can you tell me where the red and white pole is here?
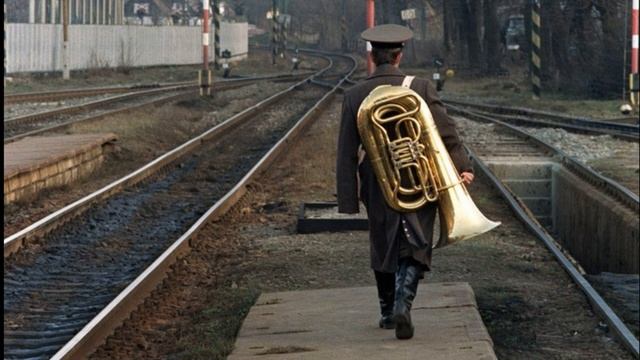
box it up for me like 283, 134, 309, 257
366, 0, 374, 75
631, 0, 639, 107
203, 0, 210, 69
632, 0, 638, 74
200, 0, 211, 95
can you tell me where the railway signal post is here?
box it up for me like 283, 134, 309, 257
199, 0, 212, 96
213, 0, 221, 70
530, 0, 542, 100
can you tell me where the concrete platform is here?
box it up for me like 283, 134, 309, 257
229, 282, 496, 360
4, 133, 117, 204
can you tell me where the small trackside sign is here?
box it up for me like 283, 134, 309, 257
401, 8, 416, 20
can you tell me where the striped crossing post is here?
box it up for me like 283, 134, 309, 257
631, 0, 639, 108
213, 0, 221, 70
530, 0, 541, 99
271, 0, 277, 65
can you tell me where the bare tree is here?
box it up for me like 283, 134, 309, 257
483, 0, 501, 73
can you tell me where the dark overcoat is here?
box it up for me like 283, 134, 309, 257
336, 64, 473, 273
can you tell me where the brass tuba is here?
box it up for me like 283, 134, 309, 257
357, 84, 500, 246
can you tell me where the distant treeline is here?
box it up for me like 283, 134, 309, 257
232, 0, 633, 97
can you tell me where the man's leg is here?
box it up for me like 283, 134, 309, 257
393, 257, 423, 339
374, 270, 396, 329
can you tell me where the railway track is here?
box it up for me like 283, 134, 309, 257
445, 98, 639, 141
3, 72, 314, 143
449, 105, 640, 202
453, 106, 639, 356
3, 50, 356, 360
3, 82, 191, 105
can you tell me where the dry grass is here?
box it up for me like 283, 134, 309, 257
404, 66, 630, 120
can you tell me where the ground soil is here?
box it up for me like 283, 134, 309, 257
3, 80, 295, 237
91, 97, 633, 360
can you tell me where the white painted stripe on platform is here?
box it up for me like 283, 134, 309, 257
633, 35, 639, 49
202, 33, 209, 46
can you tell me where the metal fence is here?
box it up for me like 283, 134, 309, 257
5, 22, 247, 73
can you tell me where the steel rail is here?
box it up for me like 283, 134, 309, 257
3, 72, 314, 133
3, 81, 192, 105
466, 145, 639, 358
4, 92, 192, 144
448, 105, 639, 213
463, 108, 639, 141
49, 51, 356, 360
445, 98, 639, 137
3, 73, 312, 144
4, 85, 191, 126
4, 65, 317, 105
3, 66, 332, 258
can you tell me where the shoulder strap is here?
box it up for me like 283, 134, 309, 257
401, 75, 415, 88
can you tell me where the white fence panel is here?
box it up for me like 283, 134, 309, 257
6, 22, 248, 73
220, 22, 248, 58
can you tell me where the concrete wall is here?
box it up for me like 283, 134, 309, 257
552, 166, 639, 274
6, 22, 248, 73
4, 141, 113, 205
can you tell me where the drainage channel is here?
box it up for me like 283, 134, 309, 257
456, 114, 639, 357
3, 51, 357, 360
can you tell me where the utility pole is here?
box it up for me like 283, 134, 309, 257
63, 0, 70, 79
366, 0, 374, 75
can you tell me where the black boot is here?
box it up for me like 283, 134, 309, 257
374, 271, 396, 329
392, 257, 422, 339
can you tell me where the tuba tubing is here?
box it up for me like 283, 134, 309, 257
357, 85, 500, 246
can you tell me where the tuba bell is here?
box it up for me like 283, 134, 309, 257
356, 84, 500, 246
